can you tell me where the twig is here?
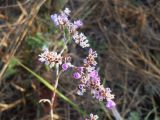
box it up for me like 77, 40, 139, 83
0, 98, 25, 112
0, 0, 31, 10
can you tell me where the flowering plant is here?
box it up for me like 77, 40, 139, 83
38, 7, 118, 120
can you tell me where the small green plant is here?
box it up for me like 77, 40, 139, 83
26, 32, 48, 49
4, 58, 18, 79
128, 111, 140, 120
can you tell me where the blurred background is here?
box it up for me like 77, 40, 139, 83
0, 0, 160, 120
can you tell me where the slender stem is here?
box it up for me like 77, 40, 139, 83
50, 29, 68, 120
111, 107, 123, 120
50, 65, 62, 120
60, 30, 69, 54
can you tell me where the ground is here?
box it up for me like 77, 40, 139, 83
0, 0, 160, 120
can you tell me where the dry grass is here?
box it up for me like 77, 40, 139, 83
0, 0, 160, 119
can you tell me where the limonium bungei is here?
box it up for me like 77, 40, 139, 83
39, 7, 116, 119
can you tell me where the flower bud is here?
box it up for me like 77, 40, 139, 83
62, 63, 69, 71
73, 72, 81, 79
106, 100, 116, 109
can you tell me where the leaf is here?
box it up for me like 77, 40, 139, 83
4, 57, 18, 79
128, 111, 140, 120
26, 32, 48, 49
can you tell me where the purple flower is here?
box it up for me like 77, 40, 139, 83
106, 100, 116, 109
89, 48, 97, 58
89, 70, 98, 78
73, 72, 81, 79
74, 20, 83, 28
85, 113, 99, 120
95, 92, 105, 101
77, 84, 86, 95
64, 8, 71, 16
77, 67, 84, 73
51, 14, 59, 26
106, 88, 111, 93
59, 13, 69, 25
62, 63, 69, 71
86, 66, 95, 72
90, 113, 99, 120
72, 32, 90, 48
90, 78, 100, 87
38, 49, 62, 68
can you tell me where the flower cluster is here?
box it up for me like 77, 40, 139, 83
38, 48, 63, 68
39, 48, 71, 70
72, 48, 115, 109
50, 7, 115, 109
85, 113, 99, 120
51, 8, 89, 48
